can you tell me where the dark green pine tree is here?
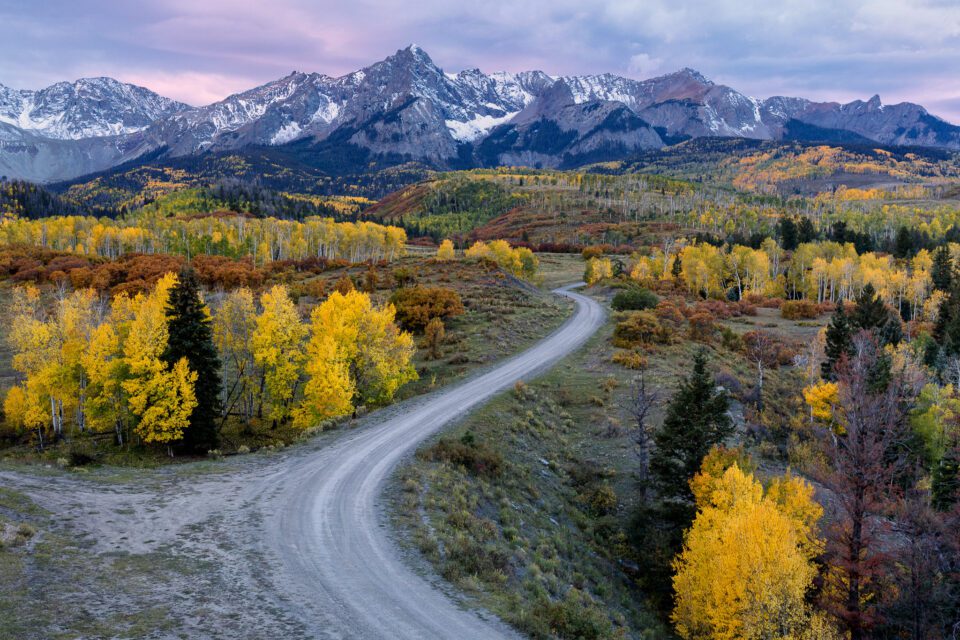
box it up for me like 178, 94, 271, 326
934, 282, 960, 356
893, 226, 913, 258
931, 438, 959, 512
822, 304, 853, 380
671, 253, 683, 279
651, 349, 732, 507
164, 267, 222, 454
779, 216, 799, 251
851, 283, 888, 333
931, 245, 953, 292
797, 217, 817, 244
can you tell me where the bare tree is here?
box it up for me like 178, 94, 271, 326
743, 330, 778, 410
622, 364, 659, 502
817, 332, 922, 640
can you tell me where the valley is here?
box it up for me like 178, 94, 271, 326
0, 31, 959, 640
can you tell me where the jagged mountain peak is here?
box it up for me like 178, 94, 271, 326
2, 46, 959, 184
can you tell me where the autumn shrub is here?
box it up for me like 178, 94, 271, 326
392, 266, 416, 287
581, 246, 605, 260
688, 312, 716, 342
611, 350, 648, 369
654, 299, 687, 328
781, 299, 820, 320
613, 311, 670, 348
688, 299, 733, 320
419, 434, 503, 477
191, 254, 263, 289
423, 316, 445, 359
735, 300, 758, 316
719, 326, 743, 351
390, 286, 465, 331
610, 287, 659, 311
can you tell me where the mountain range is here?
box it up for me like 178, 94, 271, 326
2, 44, 958, 183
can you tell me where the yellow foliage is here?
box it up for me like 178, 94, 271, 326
672, 464, 829, 640
121, 273, 198, 444
294, 289, 417, 429
252, 285, 307, 423
464, 239, 538, 279
436, 239, 456, 261
803, 382, 839, 423
584, 257, 613, 285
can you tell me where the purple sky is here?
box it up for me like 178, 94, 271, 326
2, 0, 959, 122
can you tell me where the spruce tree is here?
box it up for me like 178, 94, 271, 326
164, 267, 222, 453
822, 304, 853, 380
935, 282, 960, 356
931, 438, 959, 511
893, 226, 913, 258
671, 254, 683, 279
931, 245, 953, 292
779, 216, 798, 251
651, 349, 732, 507
797, 217, 817, 243
851, 283, 888, 333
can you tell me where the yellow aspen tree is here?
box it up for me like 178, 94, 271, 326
252, 284, 306, 424
672, 462, 833, 640
293, 331, 354, 429
55, 288, 99, 433
82, 317, 130, 443
213, 287, 258, 424
436, 239, 456, 261
465, 240, 492, 259
295, 290, 416, 429
7, 285, 57, 442
121, 273, 198, 449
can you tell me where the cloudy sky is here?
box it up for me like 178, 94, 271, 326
1, 0, 959, 121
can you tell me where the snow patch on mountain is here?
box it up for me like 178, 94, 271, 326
446, 112, 519, 142
271, 122, 303, 144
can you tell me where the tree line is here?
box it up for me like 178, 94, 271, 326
3, 271, 418, 454
0, 215, 407, 266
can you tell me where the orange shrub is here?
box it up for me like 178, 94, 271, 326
389, 286, 465, 331
780, 300, 820, 320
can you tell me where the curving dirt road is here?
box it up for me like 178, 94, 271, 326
1, 285, 604, 639
261, 284, 605, 639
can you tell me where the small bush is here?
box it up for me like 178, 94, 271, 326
419, 436, 503, 477
390, 286, 465, 331
688, 312, 716, 342
581, 483, 618, 516
610, 287, 659, 311
613, 311, 671, 348
521, 589, 616, 640
781, 299, 820, 320
611, 350, 648, 369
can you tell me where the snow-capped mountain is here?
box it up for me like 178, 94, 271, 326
2, 45, 958, 183
0, 77, 188, 140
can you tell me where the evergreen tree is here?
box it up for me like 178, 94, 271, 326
851, 283, 888, 333
671, 253, 683, 279
931, 437, 959, 511
894, 226, 913, 258
797, 217, 817, 243
779, 216, 799, 251
164, 267, 222, 453
651, 349, 732, 507
931, 245, 953, 292
934, 283, 960, 356
822, 304, 853, 380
